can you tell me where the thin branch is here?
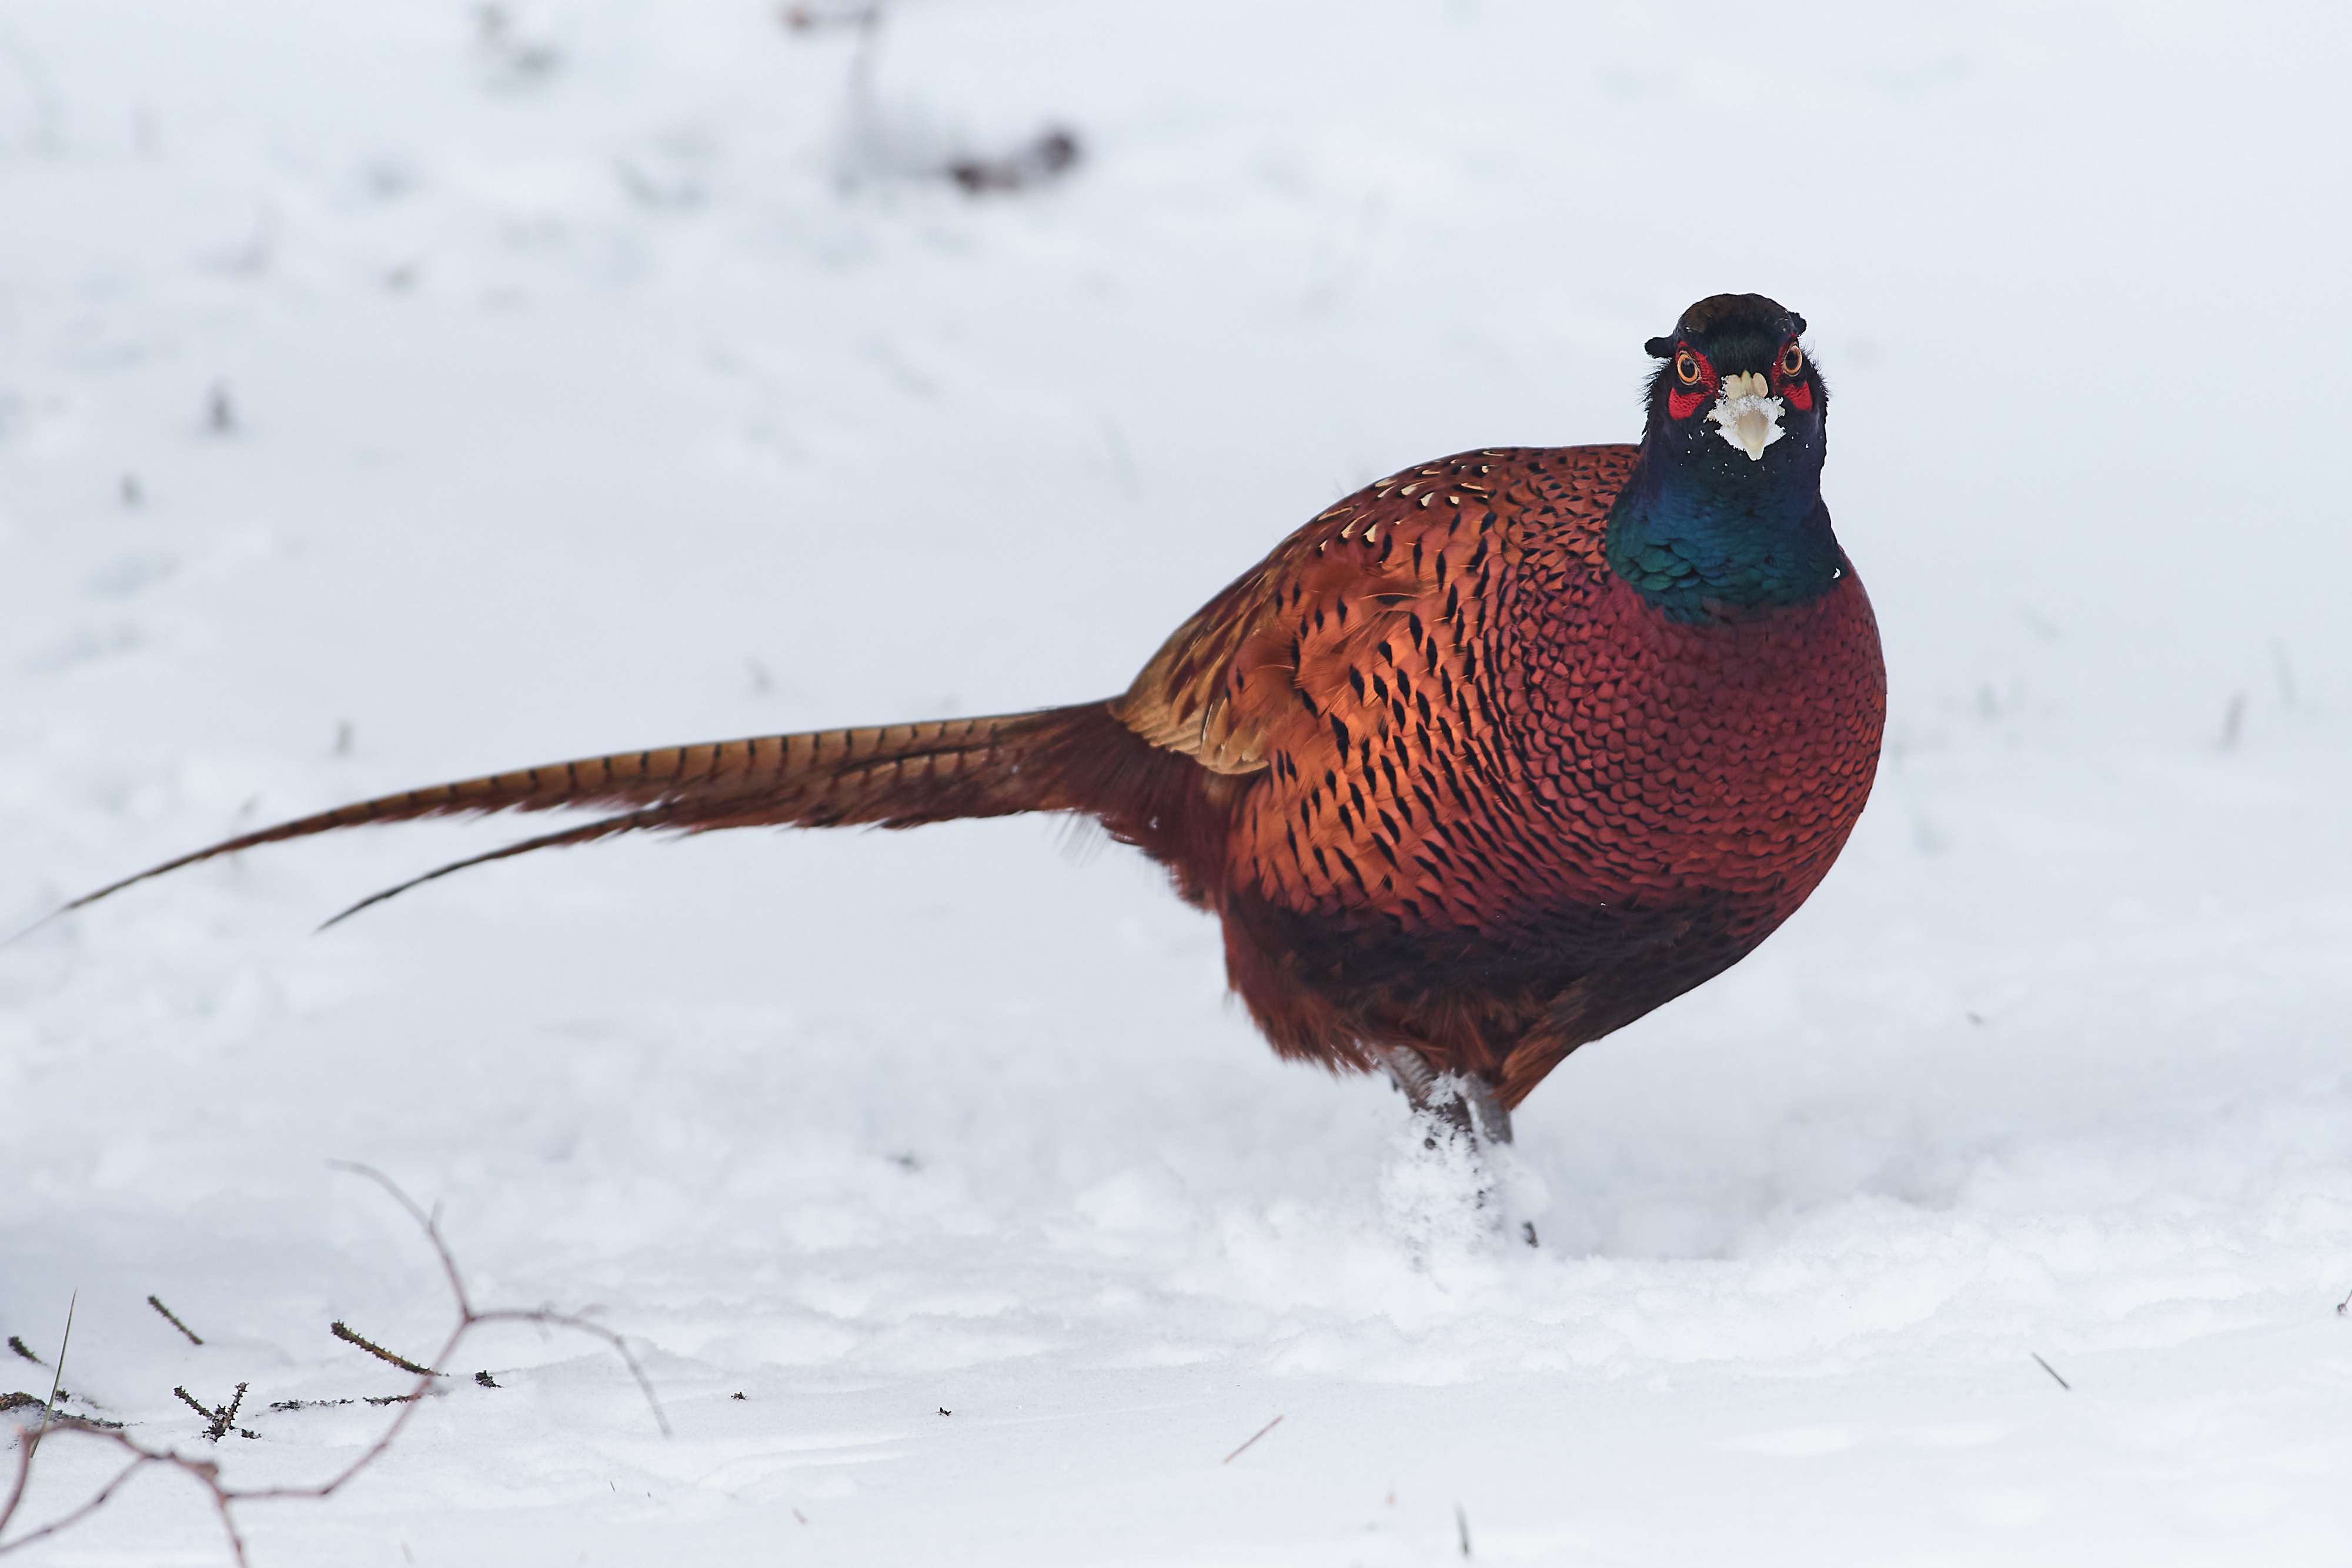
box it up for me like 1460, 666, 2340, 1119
0, 1166, 665, 1563
0, 1448, 161, 1557
327, 1161, 470, 1315
329, 1323, 437, 1379
1221, 1414, 1283, 1465
147, 1296, 204, 1347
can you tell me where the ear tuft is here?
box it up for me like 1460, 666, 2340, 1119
1643, 336, 1676, 359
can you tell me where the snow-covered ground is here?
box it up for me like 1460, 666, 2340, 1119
5, 1, 2351, 1562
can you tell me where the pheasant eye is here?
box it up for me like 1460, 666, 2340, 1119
1673, 350, 1702, 386
1780, 342, 1804, 377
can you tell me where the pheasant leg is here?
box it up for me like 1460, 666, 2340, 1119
1372, 1046, 1538, 1245
1371, 1045, 1513, 1146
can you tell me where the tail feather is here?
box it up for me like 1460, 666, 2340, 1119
315, 808, 669, 930
54, 703, 1132, 923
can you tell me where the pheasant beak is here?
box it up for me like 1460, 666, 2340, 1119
1708, 371, 1785, 462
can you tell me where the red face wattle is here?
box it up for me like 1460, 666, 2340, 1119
1665, 347, 1718, 421
1666, 337, 1812, 420
1771, 337, 1815, 411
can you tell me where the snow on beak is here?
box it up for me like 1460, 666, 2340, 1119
1708, 370, 1784, 462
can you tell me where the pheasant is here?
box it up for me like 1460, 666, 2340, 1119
54, 293, 1885, 1146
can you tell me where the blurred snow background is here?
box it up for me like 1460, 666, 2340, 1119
4, 1, 2351, 1562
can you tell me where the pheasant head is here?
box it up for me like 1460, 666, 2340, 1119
1608, 293, 1846, 619
1641, 292, 1825, 469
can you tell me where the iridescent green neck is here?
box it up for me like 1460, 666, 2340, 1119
1605, 440, 1845, 621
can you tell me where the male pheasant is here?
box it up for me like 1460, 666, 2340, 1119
56, 293, 1885, 1144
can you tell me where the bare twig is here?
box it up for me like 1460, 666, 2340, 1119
0, 1165, 666, 1563
147, 1296, 204, 1346
2, 1343, 36, 1369
2031, 1352, 2070, 1390
1221, 1414, 1283, 1465
173, 1385, 249, 1444
329, 1323, 437, 1379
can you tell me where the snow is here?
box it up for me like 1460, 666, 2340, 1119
4, 1, 2352, 1562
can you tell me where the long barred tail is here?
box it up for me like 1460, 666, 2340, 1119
55, 702, 1138, 927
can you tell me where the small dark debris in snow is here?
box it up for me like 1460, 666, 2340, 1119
2220, 691, 2246, 751
269, 1397, 356, 1412
889, 1152, 921, 1171
792, 1508, 808, 1525
2032, 1352, 2071, 1390
1967, 1011, 1986, 1025
781, 4, 882, 33
148, 1293, 205, 1345
1455, 1502, 1472, 1558
332, 1319, 440, 1377
2334, 1284, 2349, 1316
7, 1335, 43, 1365
475, 1370, 500, 1388
731, 1391, 747, 1400
334, 720, 355, 757
938, 1406, 951, 1416
363, 1392, 430, 1407
1221, 1413, 1283, 1464
8, 1394, 123, 1432
119, 473, 143, 507
206, 383, 236, 434
1521, 1221, 1539, 1248
948, 127, 1081, 196
475, 5, 563, 83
